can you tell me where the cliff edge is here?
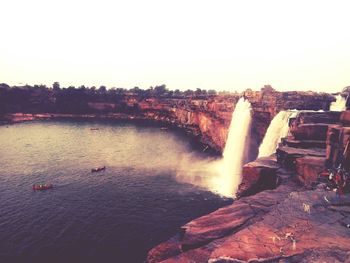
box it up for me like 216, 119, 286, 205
146, 109, 350, 263
0, 86, 334, 157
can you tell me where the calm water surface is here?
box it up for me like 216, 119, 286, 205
0, 121, 231, 263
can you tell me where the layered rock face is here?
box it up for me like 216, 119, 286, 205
3, 89, 334, 156
326, 111, 350, 170
89, 89, 334, 155
236, 108, 350, 199
278, 110, 350, 185
1, 86, 347, 262
243, 89, 334, 152
147, 107, 350, 263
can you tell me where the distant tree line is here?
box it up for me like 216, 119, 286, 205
0, 82, 226, 114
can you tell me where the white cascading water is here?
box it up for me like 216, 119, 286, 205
330, 95, 346, 111
258, 111, 293, 158
214, 98, 252, 197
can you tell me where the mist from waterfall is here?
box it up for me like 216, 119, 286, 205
175, 98, 252, 197
258, 111, 293, 158
330, 95, 346, 111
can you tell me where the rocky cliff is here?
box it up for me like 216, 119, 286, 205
2, 88, 334, 158
128, 89, 333, 156
2, 85, 347, 262
147, 109, 350, 263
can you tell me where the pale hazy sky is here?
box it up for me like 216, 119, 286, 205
1, 0, 349, 92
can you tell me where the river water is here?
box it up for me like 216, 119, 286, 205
0, 120, 231, 263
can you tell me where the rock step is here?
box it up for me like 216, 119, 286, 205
291, 123, 330, 141
295, 111, 341, 124
281, 138, 326, 149
276, 146, 326, 171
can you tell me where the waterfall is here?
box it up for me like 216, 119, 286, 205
330, 95, 346, 111
215, 98, 252, 197
258, 111, 293, 158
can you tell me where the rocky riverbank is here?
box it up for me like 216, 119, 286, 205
2, 85, 349, 262
0, 87, 335, 157
147, 170, 350, 262
146, 110, 350, 262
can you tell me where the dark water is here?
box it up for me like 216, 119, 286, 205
0, 121, 231, 263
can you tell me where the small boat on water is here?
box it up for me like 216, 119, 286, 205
91, 166, 106, 173
90, 128, 99, 130
160, 127, 168, 130
33, 183, 53, 191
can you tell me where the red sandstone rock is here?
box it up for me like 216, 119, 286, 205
147, 109, 349, 263
146, 235, 182, 263
281, 138, 326, 149
3, 90, 335, 154
207, 189, 350, 263
295, 156, 327, 185
147, 179, 299, 263
326, 125, 350, 168
291, 123, 330, 141
237, 157, 280, 197
294, 111, 341, 125
151, 189, 350, 263
276, 146, 326, 170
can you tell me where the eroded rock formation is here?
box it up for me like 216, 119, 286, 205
148, 168, 350, 262
2, 89, 335, 157
146, 108, 350, 263
2, 86, 349, 262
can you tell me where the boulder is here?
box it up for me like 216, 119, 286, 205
295, 156, 327, 186
237, 157, 280, 197
146, 235, 182, 263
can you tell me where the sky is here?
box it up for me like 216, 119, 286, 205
1, 0, 349, 92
